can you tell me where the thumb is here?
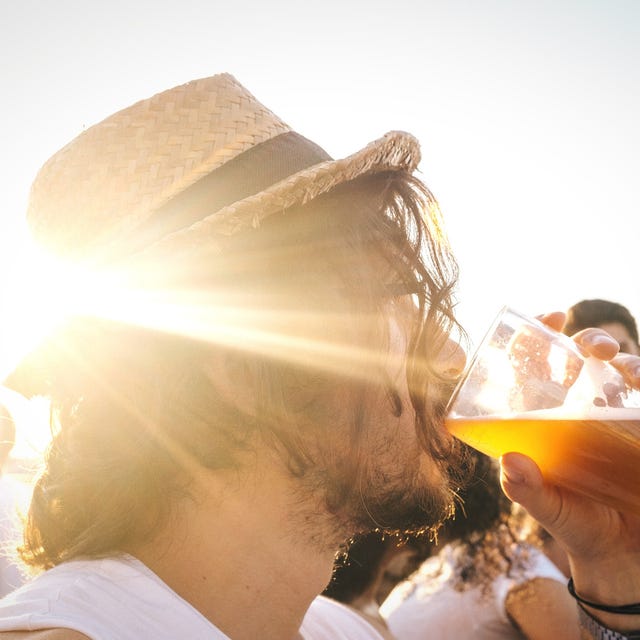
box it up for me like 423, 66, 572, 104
500, 452, 562, 526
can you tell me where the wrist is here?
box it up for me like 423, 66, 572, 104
568, 575, 640, 633
582, 607, 640, 633
570, 556, 640, 605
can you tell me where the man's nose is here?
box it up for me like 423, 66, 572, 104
434, 337, 467, 379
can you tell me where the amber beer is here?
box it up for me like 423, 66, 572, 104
446, 409, 640, 515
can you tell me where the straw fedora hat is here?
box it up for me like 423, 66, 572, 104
27, 73, 421, 263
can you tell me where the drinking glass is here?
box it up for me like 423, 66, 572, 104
446, 306, 640, 514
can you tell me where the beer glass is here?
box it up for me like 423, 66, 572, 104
446, 306, 640, 514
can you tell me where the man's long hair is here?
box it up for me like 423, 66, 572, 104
14, 170, 464, 571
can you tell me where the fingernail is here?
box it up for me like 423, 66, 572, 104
500, 454, 526, 484
585, 333, 617, 347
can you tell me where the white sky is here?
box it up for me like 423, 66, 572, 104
1, 0, 639, 453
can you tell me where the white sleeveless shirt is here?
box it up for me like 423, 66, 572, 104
0, 555, 383, 640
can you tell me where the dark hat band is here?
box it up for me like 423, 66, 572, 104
132, 131, 332, 254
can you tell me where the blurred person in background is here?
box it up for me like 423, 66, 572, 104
563, 299, 639, 356
0, 404, 26, 598
380, 450, 578, 640
322, 527, 434, 638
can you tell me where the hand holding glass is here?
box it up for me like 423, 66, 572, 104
446, 307, 640, 514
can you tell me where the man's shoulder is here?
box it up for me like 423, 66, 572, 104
0, 631, 91, 640
302, 596, 385, 639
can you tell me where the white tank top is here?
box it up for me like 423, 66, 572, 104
0, 555, 383, 640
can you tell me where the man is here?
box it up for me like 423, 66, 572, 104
0, 74, 639, 639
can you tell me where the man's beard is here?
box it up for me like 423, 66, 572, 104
300, 380, 473, 549
314, 428, 468, 546
340, 387, 471, 538
344, 443, 458, 537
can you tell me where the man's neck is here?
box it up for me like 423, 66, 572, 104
128, 457, 344, 640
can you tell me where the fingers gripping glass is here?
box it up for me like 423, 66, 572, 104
445, 307, 640, 514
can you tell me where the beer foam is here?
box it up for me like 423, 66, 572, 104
513, 406, 640, 420
558, 356, 640, 416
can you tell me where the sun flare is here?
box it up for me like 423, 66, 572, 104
0, 241, 407, 393
0, 235, 417, 461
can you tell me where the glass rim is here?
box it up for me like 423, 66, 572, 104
444, 305, 582, 415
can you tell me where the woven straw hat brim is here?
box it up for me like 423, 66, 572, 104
137, 129, 421, 259
25, 73, 421, 263
27, 74, 291, 259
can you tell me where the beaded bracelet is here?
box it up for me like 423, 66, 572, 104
578, 604, 640, 640
568, 578, 640, 615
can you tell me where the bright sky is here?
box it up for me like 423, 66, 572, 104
1, 0, 639, 454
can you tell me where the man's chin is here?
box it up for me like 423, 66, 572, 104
350, 477, 456, 537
